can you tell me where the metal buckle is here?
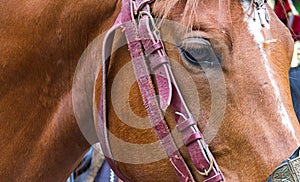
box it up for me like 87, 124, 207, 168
196, 146, 214, 176
253, 0, 266, 8
271, 163, 295, 181
271, 156, 300, 181
290, 156, 300, 181
252, 0, 269, 27
132, 0, 155, 15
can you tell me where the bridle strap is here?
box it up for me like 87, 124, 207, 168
132, 0, 155, 13
170, 83, 224, 182
99, 0, 224, 181
122, 1, 195, 181
99, 24, 132, 182
134, 1, 224, 181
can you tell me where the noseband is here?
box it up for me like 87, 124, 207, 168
98, 0, 224, 181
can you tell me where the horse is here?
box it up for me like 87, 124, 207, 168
1, 0, 299, 181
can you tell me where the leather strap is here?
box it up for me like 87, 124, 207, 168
100, 24, 132, 182
127, 0, 224, 181
144, 41, 163, 56
170, 83, 224, 181
99, 0, 225, 181
122, 1, 195, 181
132, 0, 155, 14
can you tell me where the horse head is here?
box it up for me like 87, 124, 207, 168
91, 0, 300, 181
0, 0, 299, 181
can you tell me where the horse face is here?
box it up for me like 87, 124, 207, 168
100, 0, 300, 181
149, 0, 300, 180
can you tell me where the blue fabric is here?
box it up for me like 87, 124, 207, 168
289, 66, 300, 123
74, 147, 94, 182
67, 147, 118, 182
94, 161, 118, 182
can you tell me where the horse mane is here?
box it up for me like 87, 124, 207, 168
152, 0, 199, 27
152, 0, 256, 30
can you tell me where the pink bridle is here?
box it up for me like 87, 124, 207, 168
98, 0, 224, 181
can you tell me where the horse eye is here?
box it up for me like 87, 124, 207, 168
179, 38, 220, 67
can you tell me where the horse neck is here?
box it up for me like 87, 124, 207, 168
0, 1, 121, 181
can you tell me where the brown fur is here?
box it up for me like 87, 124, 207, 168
0, 0, 299, 181
0, 0, 121, 181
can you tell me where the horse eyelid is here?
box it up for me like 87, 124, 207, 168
180, 48, 199, 65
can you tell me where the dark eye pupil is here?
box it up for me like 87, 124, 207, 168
181, 49, 198, 64
180, 47, 220, 66
180, 38, 220, 66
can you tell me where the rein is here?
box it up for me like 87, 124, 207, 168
98, 0, 224, 181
